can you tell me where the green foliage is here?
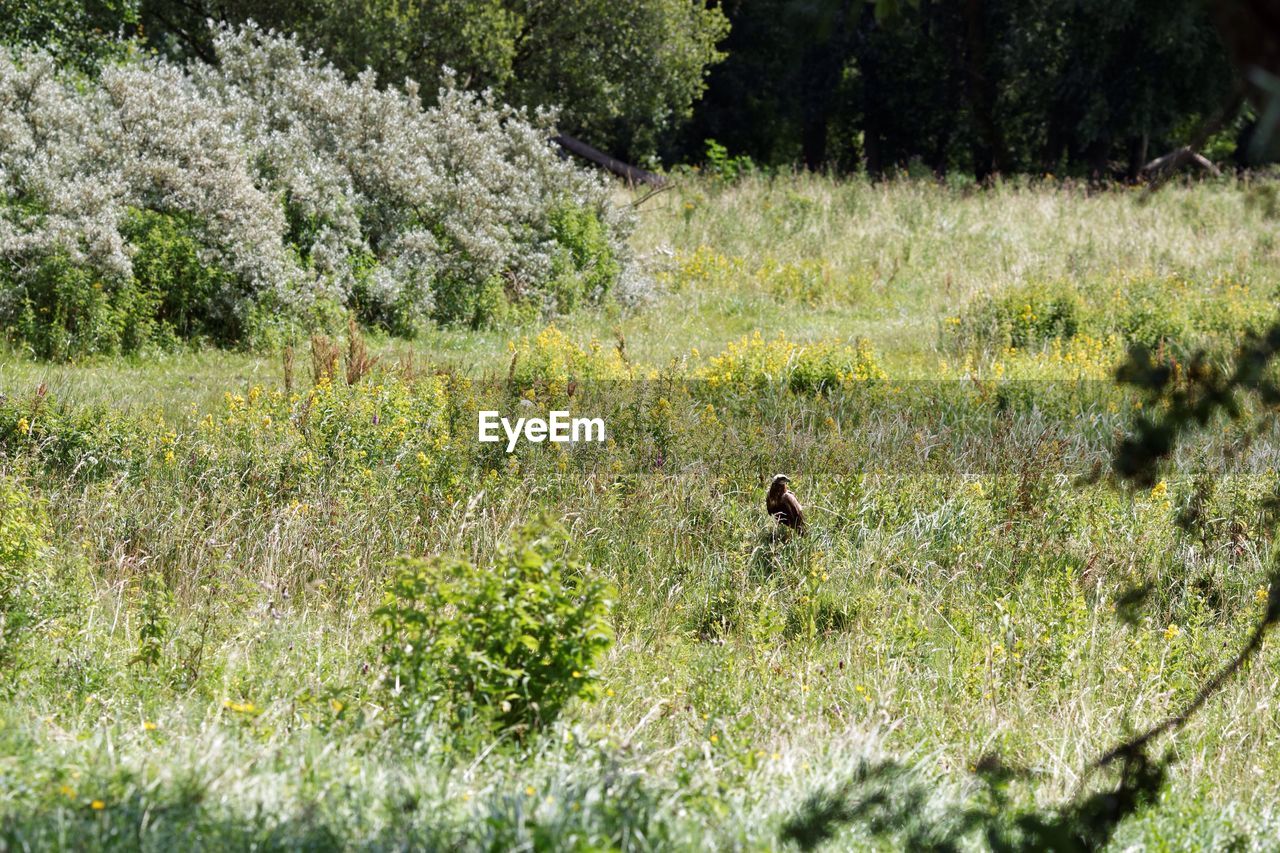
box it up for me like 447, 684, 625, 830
4, 251, 157, 361
681, 0, 1235, 176
431, 271, 527, 330
703, 138, 759, 182
139, 0, 728, 160
702, 331, 886, 393
950, 274, 1275, 358
0, 472, 47, 669
133, 570, 172, 671
0, 393, 155, 479
505, 0, 729, 160
0, 209, 246, 359
0, 180, 1277, 847
0, 0, 140, 72
953, 283, 1083, 352
548, 203, 621, 314
375, 523, 614, 734
122, 209, 241, 346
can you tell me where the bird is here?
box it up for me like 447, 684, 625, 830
766, 474, 805, 533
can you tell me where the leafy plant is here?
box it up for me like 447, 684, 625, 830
132, 570, 172, 671
702, 331, 886, 393
375, 522, 614, 734
548, 203, 621, 314
123, 208, 240, 346
951, 282, 1083, 353
0, 473, 48, 669
703, 138, 759, 182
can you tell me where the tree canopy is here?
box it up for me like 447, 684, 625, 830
677, 0, 1239, 178
0, 0, 1259, 177
137, 0, 728, 162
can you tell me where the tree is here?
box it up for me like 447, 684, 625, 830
138, 0, 728, 160
676, 0, 1236, 178
0, 0, 140, 72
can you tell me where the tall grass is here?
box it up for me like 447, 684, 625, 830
2, 177, 1280, 849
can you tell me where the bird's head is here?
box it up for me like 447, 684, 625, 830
770, 474, 791, 490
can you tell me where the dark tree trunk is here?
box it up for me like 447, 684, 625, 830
799, 0, 857, 170
1126, 133, 1149, 182
960, 0, 1010, 178
800, 105, 830, 171
1087, 137, 1111, 180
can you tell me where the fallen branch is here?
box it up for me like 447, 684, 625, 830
1143, 84, 1245, 191
551, 134, 668, 187
1142, 146, 1222, 178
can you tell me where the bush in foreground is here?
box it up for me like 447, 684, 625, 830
376, 523, 614, 735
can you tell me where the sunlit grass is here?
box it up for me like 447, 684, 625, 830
3, 176, 1280, 848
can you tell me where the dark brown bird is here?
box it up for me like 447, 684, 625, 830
766, 474, 805, 532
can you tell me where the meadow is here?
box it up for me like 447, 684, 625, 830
4, 175, 1280, 850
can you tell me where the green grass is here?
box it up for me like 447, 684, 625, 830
3, 176, 1280, 850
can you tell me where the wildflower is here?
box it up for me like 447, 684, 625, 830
1150, 480, 1168, 501
1163, 624, 1181, 641
1256, 586, 1269, 605
16, 417, 30, 435
143, 721, 157, 731
525, 786, 536, 797
90, 800, 105, 810
59, 785, 76, 798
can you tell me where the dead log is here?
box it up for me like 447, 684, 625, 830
551, 134, 667, 187
1142, 146, 1223, 178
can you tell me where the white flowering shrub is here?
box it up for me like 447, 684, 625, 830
0, 24, 638, 358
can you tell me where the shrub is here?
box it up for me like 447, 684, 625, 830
4, 249, 158, 360
202, 24, 636, 330
506, 325, 633, 389
951, 282, 1083, 353
123, 209, 241, 346
375, 523, 614, 734
303, 371, 450, 468
0, 394, 151, 478
0, 25, 640, 357
702, 331, 887, 393
948, 274, 1275, 358
547, 203, 621, 314
703, 138, 759, 182
0, 473, 48, 669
